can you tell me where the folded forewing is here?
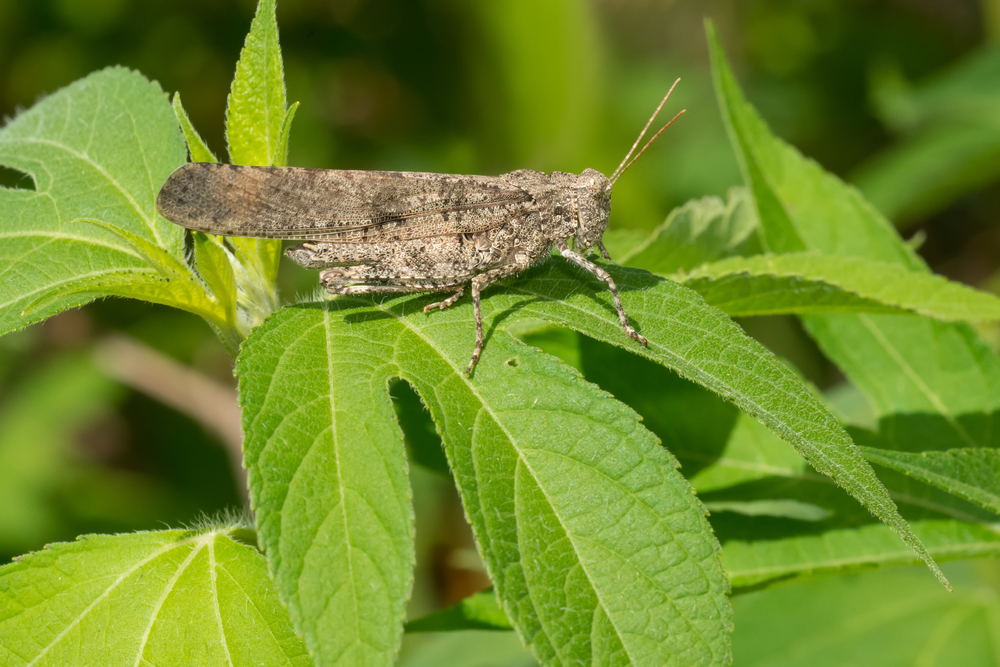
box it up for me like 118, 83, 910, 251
157, 163, 533, 242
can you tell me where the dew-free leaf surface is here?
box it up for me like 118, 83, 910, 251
708, 19, 999, 582
238, 249, 948, 665
0, 67, 193, 335
0, 529, 310, 667
224, 0, 287, 288
678, 252, 1000, 320
612, 187, 760, 275
405, 590, 512, 633
723, 520, 1000, 591
862, 447, 1000, 514
731, 560, 1000, 667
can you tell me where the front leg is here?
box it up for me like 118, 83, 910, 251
557, 241, 648, 347
464, 251, 534, 374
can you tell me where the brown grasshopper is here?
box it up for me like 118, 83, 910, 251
157, 80, 683, 373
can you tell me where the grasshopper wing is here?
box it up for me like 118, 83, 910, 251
156, 163, 533, 242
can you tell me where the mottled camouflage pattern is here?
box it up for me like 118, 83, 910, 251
157, 163, 644, 373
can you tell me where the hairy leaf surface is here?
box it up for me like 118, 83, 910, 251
0, 529, 309, 667
0, 67, 194, 334
238, 252, 951, 665
224, 0, 287, 287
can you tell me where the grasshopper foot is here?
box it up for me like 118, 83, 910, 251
424, 287, 465, 314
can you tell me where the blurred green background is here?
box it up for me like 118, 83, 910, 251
2, 0, 1000, 664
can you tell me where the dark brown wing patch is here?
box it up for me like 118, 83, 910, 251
156, 163, 533, 242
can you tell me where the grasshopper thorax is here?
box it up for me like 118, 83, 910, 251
571, 168, 612, 253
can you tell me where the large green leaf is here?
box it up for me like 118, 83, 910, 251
238, 282, 732, 666
0, 67, 203, 335
238, 251, 953, 665
0, 528, 310, 667
237, 307, 417, 667
678, 252, 1000, 320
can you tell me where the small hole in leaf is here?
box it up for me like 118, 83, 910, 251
0, 166, 35, 190
506, 357, 519, 368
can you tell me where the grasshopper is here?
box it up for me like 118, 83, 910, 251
157, 80, 683, 373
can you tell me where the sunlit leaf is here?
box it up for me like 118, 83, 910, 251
723, 520, 1000, 591
0, 528, 310, 667
708, 19, 949, 587
679, 252, 1000, 320
0, 68, 190, 335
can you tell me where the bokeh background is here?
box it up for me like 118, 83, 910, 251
1, 0, 999, 664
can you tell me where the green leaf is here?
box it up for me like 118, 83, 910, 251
17, 219, 231, 340
224, 0, 289, 290
732, 560, 1000, 666
275, 101, 299, 168
237, 308, 417, 667
239, 249, 955, 664
0, 528, 310, 667
687, 413, 809, 493
804, 314, 1000, 452
707, 19, 1000, 546
0, 67, 188, 335
616, 187, 761, 274
705, 499, 832, 522
723, 520, 1000, 591
226, 0, 288, 167
399, 632, 535, 667
192, 231, 238, 328
238, 268, 737, 666
707, 22, 922, 270
861, 447, 1000, 514
20, 271, 226, 328
678, 252, 1000, 320
172, 92, 218, 163
405, 590, 512, 633
72, 217, 193, 278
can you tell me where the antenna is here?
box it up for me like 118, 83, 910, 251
609, 78, 685, 186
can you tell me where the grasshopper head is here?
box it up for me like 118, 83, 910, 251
572, 168, 612, 253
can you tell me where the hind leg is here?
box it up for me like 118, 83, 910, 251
423, 288, 464, 313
